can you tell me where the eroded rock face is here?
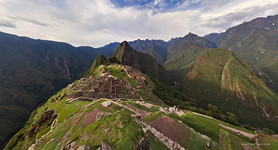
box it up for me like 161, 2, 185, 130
101, 101, 112, 107
102, 141, 112, 150
27, 144, 37, 150
134, 132, 151, 150
27, 110, 57, 138
96, 112, 108, 120
77, 145, 90, 150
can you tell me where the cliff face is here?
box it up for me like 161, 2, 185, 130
113, 41, 172, 85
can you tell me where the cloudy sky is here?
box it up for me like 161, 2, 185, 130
0, 0, 278, 47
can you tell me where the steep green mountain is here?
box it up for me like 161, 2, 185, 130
163, 33, 216, 82
0, 31, 99, 148
113, 41, 172, 85
129, 39, 169, 64
184, 49, 278, 132
5, 60, 197, 150
213, 15, 278, 93
8, 60, 272, 150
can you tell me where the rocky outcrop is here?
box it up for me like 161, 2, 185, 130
134, 131, 151, 150
77, 145, 90, 150
102, 141, 112, 150
27, 110, 57, 138
113, 41, 172, 85
96, 112, 109, 120
101, 101, 112, 107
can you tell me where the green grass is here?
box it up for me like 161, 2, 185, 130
42, 140, 60, 150
84, 100, 122, 114
257, 132, 278, 150
128, 79, 139, 87
183, 49, 278, 133
149, 133, 169, 150
143, 111, 165, 123
219, 129, 232, 150
138, 91, 149, 100
219, 121, 254, 134
37, 126, 51, 139
58, 104, 80, 123
123, 87, 127, 95
37, 117, 74, 150
180, 112, 221, 142
117, 101, 127, 105
47, 102, 67, 113
70, 110, 144, 150
107, 65, 129, 79
127, 100, 159, 113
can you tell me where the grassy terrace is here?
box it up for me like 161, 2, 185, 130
127, 100, 159, 113
143, 111, 217, 150
107, 65, 139, 87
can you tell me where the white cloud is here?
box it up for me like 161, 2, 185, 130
0, 0, 277, 47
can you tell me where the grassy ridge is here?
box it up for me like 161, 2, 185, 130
183, 49, 278, 132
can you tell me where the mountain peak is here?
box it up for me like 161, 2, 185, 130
119, 40, 130, 48
113, 41, 134, 62
186, 32, 198, 37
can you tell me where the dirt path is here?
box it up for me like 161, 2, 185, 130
219, 124, 255, 139
192, 112, 213, 119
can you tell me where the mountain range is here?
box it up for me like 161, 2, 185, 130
1, 14, 278, 149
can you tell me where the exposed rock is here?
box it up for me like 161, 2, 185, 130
201, 134, 211, 140
28, 144, 37, 150
173, 141, 178, 149
134, 132, 150, 150
150, 127, 157, 133
96, 112, 107, 120
38, 110, 55, 126
207, 142, 211, 148
102, 141, 112, 150
77, 145, 90, 150
154, 131, 160, 139
27, 110, 57, 138
101, 101, 112, 107
71, 141, 76, 148
142, 127, 148, 133
177, 143, 181, 149
105, 127, 111, 134
167, 139, 174, 147
131, 114, 141, 119
160, 133, 164, 138
180, 147, 185, 150
169, 107, 174, 113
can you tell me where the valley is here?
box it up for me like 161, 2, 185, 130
1, 13, 278, 150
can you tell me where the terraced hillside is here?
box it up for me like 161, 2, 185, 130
213, 15, 278, 93
184, 49, 278, 132
7, 62, 276, 150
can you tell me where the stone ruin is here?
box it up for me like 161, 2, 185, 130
67, 65, 149, 100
